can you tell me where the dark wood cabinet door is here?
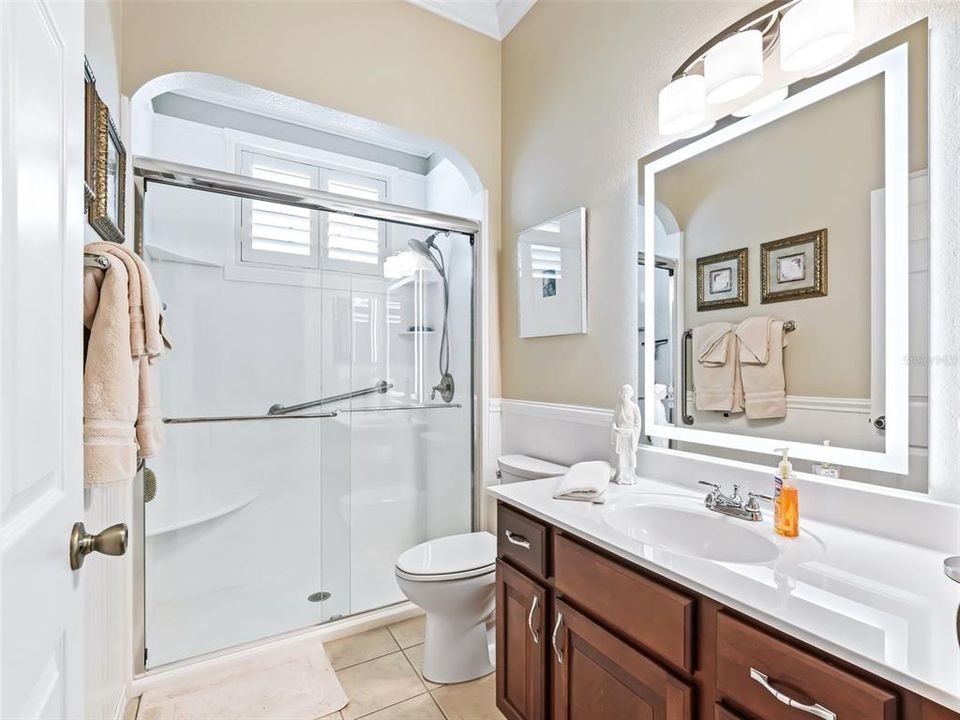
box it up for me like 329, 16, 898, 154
552, 600, 692, 720
497, 560, 548, 720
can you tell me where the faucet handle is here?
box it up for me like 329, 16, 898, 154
746, 491, 773, 512
698, 481, 720, 490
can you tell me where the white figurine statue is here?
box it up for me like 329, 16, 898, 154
611, 384, 642, 485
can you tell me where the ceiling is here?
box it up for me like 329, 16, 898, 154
405, 0, 537, 40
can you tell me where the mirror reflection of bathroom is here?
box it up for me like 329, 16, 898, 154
637, 251, 676, 444
134, 77, 481, 667
640, 23, 929, 491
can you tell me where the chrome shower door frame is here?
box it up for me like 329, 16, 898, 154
131, 156, 484, 676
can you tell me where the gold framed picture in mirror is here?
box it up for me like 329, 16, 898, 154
761, 229, 827, 304
83, 58, 97, 209
88, 97, 126, 244
696, 247, 747, 311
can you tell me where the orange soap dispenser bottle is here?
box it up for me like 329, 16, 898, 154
773, 447, 799, 538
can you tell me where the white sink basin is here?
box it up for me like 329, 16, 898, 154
603, 501, 780, 564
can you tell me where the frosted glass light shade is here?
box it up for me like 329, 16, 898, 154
705, 30, 764, 104
732, 87, 789, 118
658, 74, 706, 136
781, 0, 855, 73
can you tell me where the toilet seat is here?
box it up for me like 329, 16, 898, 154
395, 531, 495, 583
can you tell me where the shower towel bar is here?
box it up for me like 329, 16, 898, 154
679, 320, 796, 426
163, 411, 340, 425
267, 380, 393, 416
343, 403, 463, 413
84, 252, 111, 269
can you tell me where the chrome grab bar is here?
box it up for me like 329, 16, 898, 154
749, 668, 836, 720
340, 403, 462, 413
681, 329, 694, 425
527, 595, 540, 644
267, 381, 392, 416
163, 411, 339, 424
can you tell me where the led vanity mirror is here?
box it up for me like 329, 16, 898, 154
639, 22, 929, 490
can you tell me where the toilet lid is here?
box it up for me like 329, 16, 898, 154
396, 532, 496, 577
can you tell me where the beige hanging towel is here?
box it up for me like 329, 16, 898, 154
737, 316, 788, 419
83, 258, 139, 486
84, 243, 171, 485
692, 322, 743, 412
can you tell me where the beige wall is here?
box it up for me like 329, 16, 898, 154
121, 0, 503, 395
658, 75, 884, 399
501, 1, 960, 501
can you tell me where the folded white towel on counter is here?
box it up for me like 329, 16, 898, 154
553, 461, 613, 503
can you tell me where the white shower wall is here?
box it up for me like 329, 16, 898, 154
140, 112, 475, 666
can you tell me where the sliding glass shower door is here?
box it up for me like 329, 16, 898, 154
141, 181, 473, 667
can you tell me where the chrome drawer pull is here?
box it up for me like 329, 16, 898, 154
552, 612, 564, 665
505, 530, 531, 549
527, 595, 540, 644
750, 668, 836, 720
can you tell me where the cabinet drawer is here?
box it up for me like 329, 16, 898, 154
716, 612, 897, 720
553, 533, 695, 673
497, 503, 549, 580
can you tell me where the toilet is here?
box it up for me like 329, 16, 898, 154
395, 454, 568, 685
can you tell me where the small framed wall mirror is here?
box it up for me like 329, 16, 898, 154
638, 20, 929, 491
517, 207, 587, 338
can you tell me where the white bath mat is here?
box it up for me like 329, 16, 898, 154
138, 641, 347, 720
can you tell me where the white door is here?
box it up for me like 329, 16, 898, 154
0, 0, 85, 717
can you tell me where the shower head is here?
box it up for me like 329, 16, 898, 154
407, 238, 434, 259
407, 230, 442, 258
407, 232, 446, 277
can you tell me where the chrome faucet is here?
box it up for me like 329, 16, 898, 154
698, 481, 771, 522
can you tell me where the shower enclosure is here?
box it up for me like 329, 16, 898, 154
134, 158, 479, 668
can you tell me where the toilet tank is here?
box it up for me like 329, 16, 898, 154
497, 454, 568, 484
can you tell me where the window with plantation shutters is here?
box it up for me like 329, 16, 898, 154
238, 149, 388, 274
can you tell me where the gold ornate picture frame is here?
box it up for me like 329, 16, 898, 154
696, 247, 748, 311
83, 58, 97, 209
88, 97, 126, 244
761, 229, 827, 304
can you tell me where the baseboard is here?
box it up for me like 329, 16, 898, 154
129, 602, 422, 695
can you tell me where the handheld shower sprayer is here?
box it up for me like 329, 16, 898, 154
407, 231, 454, 403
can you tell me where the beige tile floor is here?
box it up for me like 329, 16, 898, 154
132, 615, 504, 720
321, 615, 505, 720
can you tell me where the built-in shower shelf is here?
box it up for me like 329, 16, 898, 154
145, 489, 259, 538
387, 274, 439, 292
145, 244, 221, 268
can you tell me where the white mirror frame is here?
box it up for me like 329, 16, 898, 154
643, 43, 909, 475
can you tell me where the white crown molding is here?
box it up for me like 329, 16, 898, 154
405, 0, 536, 41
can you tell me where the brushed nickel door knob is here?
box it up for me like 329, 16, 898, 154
69, 522, 128, 570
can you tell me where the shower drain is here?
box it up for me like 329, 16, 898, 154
307, 591, 331, 603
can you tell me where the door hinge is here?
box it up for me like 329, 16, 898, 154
144, 647, 149, 664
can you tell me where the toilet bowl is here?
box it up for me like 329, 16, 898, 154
395, 532, 496, 684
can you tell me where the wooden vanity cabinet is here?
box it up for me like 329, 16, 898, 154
494, 501, 960, 720
551, 599, 693, 720
496, 560, 548, 720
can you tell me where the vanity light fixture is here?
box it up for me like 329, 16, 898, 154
657, 0, 856, 135
705, 30, 764, 104
658, 74, 707, 136
780, 0, 856, 73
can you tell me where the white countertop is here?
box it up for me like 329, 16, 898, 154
488, 476, 960, 712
